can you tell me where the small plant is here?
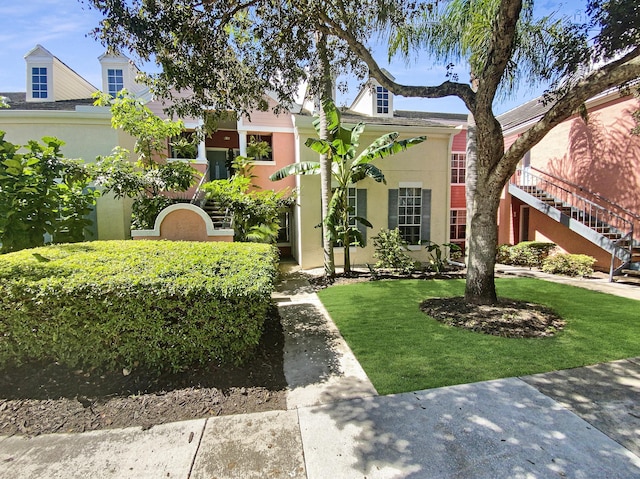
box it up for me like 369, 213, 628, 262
372, 228, 415, 274
425, 241, 462, 273
202, 176, 294, 243
170, 136, 198, 159
246, 136, 272, 160
0, 132, 98, 252
542, 253, 596, 277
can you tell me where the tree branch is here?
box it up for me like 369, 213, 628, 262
476, 0, 523, 114
317, 10, 476, 112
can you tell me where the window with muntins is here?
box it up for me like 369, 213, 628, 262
376, 86, 389, 114
31, 67, 47, 99
398, 187, 422, 244
451, 153, 466, 184
108, 69, 124, 97
347, 187, 357, 227
450, 209, 466, 245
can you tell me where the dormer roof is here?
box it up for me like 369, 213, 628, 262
350, 70, 396, 118
98, 49, 146, 96
24, 44, 97, 103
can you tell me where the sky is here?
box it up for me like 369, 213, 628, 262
0, 0, 588, 115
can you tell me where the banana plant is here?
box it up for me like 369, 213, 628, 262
270, 100, 425, 273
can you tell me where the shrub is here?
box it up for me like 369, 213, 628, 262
496, 244, 513, 264
372, 228, 415, 274
0, 241, 278, 373
542, 253, 596, 277
508, 241, 556, 267
0, 132, 98, 253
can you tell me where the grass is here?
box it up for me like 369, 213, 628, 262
317, 278, 640, 395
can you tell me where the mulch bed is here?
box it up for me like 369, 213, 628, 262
0, 308, 287, 436
420, 297, 565, 338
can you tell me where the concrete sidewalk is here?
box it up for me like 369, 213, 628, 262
1, 269, 639, 478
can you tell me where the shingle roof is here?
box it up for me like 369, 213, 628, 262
497, 96, 552, 132
299, 108, 465, 129
0, 92, 95, 111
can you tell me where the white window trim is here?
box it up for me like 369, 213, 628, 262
399, 181, 422, 188
29, 65, 51, 101
451, 152, 467, 185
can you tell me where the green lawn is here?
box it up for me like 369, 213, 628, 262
317, 278, 640, 395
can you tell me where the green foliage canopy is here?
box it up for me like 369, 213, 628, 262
93, 91, 199, 229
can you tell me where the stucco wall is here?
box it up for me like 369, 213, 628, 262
252, 132, 297, 191
500, 94, 640, 257
295, 122, 454, 269
530, 95, 640, 217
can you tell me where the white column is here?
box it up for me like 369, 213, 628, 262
238, 130, 248, 157
197, 139, 206, 161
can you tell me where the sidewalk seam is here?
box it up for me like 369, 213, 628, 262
186, 417, 208, 479
294, 407, 309, 479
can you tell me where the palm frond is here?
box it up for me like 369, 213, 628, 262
354, 136, 427, 166
305, 138, 332, 156
353, 216, 373, 228
269, 161, 320, 181
351, 163, 386, 183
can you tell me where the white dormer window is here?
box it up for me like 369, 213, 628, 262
376, 86, 389, 114
107, 69, 124, 97
31, 67, 48, 99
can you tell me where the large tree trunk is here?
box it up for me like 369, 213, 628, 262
464, 112, 502, 304
464, 186, 501, 304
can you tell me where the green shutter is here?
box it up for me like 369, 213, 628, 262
84, 187, 98, 240
388, 189, 398, 229
356, 189, 367, 246
421, 189, 432, 242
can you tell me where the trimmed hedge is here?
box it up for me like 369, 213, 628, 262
0, 241, 279, 373
542, 253, 596, 277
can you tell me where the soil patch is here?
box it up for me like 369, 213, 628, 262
307, 269, 466, 290
421, 297, 565, 338
0, 309, 286, 436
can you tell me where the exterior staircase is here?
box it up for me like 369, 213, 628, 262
201, 199, 233, 229
189, 165, 233, 230
509, 167, 640, 283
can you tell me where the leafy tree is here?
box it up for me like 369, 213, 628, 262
88, 0, 640, 303
0, 132, 98, 253
93, 91, 199, 229
270, 99, 425, 273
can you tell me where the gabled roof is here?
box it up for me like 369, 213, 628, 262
0, 92, 95, 111
23, 44, 99, 98
24, 44, 55, 60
